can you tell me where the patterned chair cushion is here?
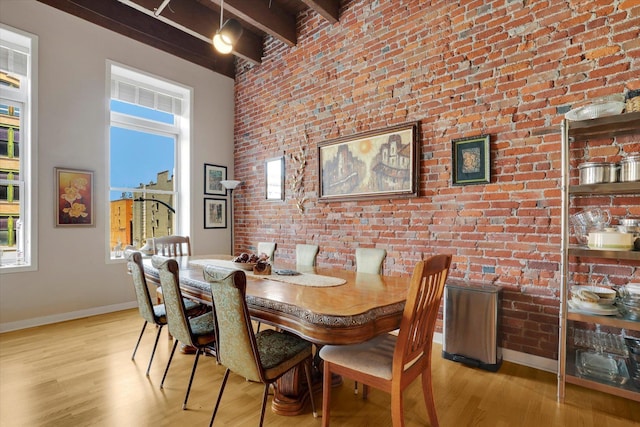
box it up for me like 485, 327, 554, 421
152, 298, 200, 324
189, 312, 216, 346
257, 329, 312, 380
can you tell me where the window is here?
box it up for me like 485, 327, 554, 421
108, 63, 191, 260
0, 25, 36, 270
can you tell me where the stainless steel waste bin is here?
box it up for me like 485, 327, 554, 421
442, 281, 502, 371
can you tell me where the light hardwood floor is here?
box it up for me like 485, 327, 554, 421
1, 309, 638, 427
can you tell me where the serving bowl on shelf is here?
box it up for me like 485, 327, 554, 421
587, 230, 635, 251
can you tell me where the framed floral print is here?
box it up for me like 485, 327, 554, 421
55, 167, 94, 227
452, 134, 491, 186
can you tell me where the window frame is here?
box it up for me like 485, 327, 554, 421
106, 62, 191, 263
0, 24, 37, 272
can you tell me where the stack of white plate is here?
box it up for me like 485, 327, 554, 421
569, 286, 619, 315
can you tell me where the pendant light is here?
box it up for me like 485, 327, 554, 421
213, 0, 243, 54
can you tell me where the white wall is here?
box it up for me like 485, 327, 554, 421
0, 0, 235, 331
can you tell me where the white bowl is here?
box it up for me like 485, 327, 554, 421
588, 231, 634, 251
565, 101, 625, 121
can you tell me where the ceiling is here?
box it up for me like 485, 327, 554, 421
37, 0, 341, 78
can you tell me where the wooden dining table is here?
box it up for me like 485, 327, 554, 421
142, 254, 412, 415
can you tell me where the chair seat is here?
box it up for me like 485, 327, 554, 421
152, 298, 201, 323
256, 329, 312, 380
320, 333, 396, 380
189, 312, 216, 346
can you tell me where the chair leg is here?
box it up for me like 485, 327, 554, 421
182, 348, 202, 409
132, 321, 148, 360
160, 339, 179, 389
354, 381, 358, 394
209, 368, 230, 427
259, 383, 269, 427
303, 359, 317, 418
421, 371, 439, 427
145, 325, 163, 376
321, 361, 332, 427
390, 388, 404, 427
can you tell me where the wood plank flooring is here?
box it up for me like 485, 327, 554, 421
1, 309, 639, 426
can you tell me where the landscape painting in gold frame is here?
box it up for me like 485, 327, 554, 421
318, 122, 419, 201
55, 167, 94, 227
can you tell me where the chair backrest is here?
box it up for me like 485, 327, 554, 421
393, 254, 452, 377
203, 265, 264, 383
355, 248, 387, 274
152, 235, 191, 257
151, 255, 195, 346
296, 244, 319, 267
257, 242, 277, 262
125, 249, 156, 324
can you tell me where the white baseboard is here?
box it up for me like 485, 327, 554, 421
0, 301, 137, 333
433, 332, 557, 374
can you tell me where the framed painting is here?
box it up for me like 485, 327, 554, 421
204, 198, 227, 229
318, 121, 419, 201
265, 156, 285, 200
55, 167, 94, 227
204, 164, 227, 195
451, 134, 490, 186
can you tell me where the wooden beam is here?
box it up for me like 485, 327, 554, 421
218, 0, 297, 47
36, 0, 236, 77
302, 0, 340, 24
129, 0, 263, 64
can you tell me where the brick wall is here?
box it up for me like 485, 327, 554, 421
233, 0, 640, 360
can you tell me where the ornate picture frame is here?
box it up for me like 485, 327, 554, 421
318, 121, 420, 201
55, 167, 94, 227
204, 198, 227, 229
451, 134, 491, 186
204, 163, 227, 195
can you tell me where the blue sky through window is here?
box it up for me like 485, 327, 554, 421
110, 100, 175, 200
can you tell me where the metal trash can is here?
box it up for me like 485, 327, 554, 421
442, 281, 502, 371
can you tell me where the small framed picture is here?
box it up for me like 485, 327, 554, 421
204, 164, 227, 195
452, 135, 491, 186
55, 167, 94, 227
204, 198, 227, 229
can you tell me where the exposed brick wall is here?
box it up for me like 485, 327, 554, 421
233, 0, 640, 360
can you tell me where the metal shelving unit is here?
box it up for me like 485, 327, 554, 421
557, 111, 640, 403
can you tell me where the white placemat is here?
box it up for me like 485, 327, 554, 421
189, 259, 346, 287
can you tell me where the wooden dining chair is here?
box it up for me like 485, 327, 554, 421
355, 247, 387, 274
152, 235, 191, 257
352, 246, 387, 394
257, 242, 277, 262
203, 265, 317, 427
152, 255, 217, 410
125, 249, 202, 376
319, 254, 452, 427
296, 243, 319, 267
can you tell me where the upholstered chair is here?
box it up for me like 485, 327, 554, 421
125, 249, 201, 376
152, 255, 216, 410
296, 243, 319, 267
355, 247, 387, 274
203, 265, 317, 427
320, 254, 452, 427
257, 242, 277, 262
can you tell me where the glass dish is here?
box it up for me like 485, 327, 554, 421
576, 350, 629, 385
565, 101, 625, 121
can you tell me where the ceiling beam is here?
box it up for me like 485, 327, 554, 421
302, 0, 340, 24
36, 0, 236, 77
210, 0, 297, 47
128, 0, 263, 64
